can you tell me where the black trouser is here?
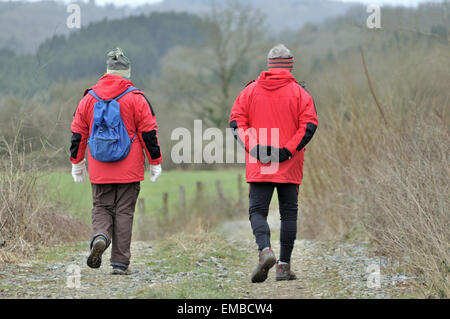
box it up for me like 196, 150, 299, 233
249, 182, 299, 264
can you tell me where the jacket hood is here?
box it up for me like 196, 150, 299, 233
256, 69, 297, 91
90, 74, 134, 100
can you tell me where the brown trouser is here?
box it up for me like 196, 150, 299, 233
91, 182, 140, 267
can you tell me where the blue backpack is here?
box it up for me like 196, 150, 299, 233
88, 86, 138, 162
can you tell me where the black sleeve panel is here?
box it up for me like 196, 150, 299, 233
230, 120, 247, 151
70, 132, 82, 159
245, 80, 255, 87
142, 94, 155, 116
296, 123, 317, 151
83, 88, 92, 96
230, 120, 238, 140
142, 130, 161, 159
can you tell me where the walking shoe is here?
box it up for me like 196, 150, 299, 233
111, 265, 133, 275
251, 248, 276, 283
87, 236, 106, 269
275, 263, 297, 281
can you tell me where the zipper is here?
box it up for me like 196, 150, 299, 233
94, 137, 118, 142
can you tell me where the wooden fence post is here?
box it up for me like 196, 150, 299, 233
162, 193, 169, 225
196, 181, 203, 201
237, 173, 243, 206
179, 185, 186, 213
216, 180, 225, 202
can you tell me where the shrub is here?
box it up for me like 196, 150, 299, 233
0, 122, 89, 263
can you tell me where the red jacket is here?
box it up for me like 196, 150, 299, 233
70, 74, 163, 184
229, 69, 318, 184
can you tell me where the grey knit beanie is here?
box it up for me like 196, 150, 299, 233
106, 47, 131, 78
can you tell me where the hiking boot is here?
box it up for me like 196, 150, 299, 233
251, 248, 276, 283
111, 265, 133, 275
275, 263, 297, 281
87, 236, 106, 269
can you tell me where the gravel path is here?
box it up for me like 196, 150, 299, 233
0, 212, 419, 299
219, 212, 420, 299
0, 242, 200, 299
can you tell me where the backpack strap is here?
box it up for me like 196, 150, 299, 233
130, 132, 137, 143
113, 86, 139, 142
113, 86, 138, 101
88, 89, 103, 102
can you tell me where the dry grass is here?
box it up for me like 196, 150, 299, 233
298, 41, 449, 297
360, 123, 449, 298
0, 125, 89, 263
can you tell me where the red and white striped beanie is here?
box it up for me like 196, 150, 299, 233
267, 44, 294, 69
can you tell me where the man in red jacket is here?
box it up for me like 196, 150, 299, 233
70, 48, 163, 275
230, 44, 318, 283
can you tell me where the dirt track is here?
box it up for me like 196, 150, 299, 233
0, 212, 419, 299
220, 213, 419, 299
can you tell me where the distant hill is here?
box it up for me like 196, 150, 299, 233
0, 0, 356, 54
0, 11, 209, 96
0, 1, 132, 54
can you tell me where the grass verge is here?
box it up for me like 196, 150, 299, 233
134, 231, 247, 299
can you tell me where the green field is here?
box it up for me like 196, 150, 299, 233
43, 169, 246, 223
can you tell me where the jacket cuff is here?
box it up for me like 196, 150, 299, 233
70, 157, 85, 165
149, 156, 163, 166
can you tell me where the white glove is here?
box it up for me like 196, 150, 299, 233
149, 164, 162, 183
72, 159, 86, 183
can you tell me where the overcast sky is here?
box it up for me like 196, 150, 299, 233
1, 0, 445, 7
337, 0, 443, 5
84, 0, 444, 6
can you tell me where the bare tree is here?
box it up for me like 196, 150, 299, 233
157, 1, 266, 128
203, 0, 265, 126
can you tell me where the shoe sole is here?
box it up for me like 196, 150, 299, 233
251, 255, 276, 283
87, 240, 106, 269
275, 276, 297, 281
111, 268, 136, 275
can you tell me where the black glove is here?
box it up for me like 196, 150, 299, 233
271, 147, 293, 163
249, 145, 272, 164
249, 145, 292, 164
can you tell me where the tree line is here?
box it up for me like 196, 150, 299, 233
0, 12, 209, 97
